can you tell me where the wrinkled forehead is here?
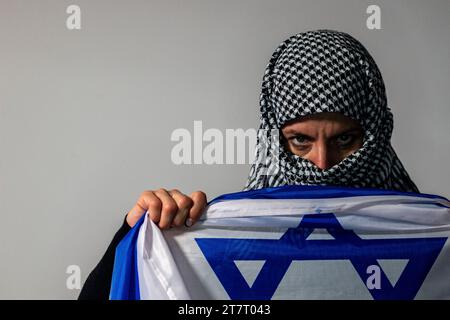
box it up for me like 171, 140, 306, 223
280, 111, 363, 131
270, 31, 373, 129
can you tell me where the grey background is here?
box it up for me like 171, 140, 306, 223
0, 0, 448, 299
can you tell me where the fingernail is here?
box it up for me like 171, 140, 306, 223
185, 218, 193, 227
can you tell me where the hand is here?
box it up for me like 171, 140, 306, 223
125, 189, 207, 229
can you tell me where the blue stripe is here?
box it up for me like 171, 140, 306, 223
208, 185, 449, 206
109, 214, 146, 300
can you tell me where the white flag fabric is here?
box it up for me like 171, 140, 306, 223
110, 185, 450, 300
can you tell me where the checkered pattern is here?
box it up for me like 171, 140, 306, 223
245, 30, 419, 193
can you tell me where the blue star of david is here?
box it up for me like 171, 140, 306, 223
195, 213, 447, 300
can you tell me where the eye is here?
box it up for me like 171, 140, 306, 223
336, 134, 354, 146
289, 135, 310, 147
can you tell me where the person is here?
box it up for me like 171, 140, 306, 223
78, 29, 419, 299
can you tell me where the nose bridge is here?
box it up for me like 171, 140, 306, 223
313, 140, 330, 170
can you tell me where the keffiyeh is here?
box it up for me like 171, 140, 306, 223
245, 29, 419, 193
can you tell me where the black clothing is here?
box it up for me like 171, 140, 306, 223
78, 217, 131, 300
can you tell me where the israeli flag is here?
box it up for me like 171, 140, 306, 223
110, 185, 450, 300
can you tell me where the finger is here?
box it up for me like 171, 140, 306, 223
186, 191, 207, 227
126, 203, 146, 228
127, 191, 161, 227
169, 189, 194, 227
154, 188, 179, 230
139, 191, 162, 224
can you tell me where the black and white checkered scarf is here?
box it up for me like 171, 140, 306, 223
244, 30, 419, 193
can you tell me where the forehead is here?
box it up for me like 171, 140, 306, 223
281, 112, 362, 133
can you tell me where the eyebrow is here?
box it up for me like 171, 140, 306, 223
284, 128, 363, 140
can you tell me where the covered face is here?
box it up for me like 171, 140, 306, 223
280, 112, 365, 170
245, 29, 419, 193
